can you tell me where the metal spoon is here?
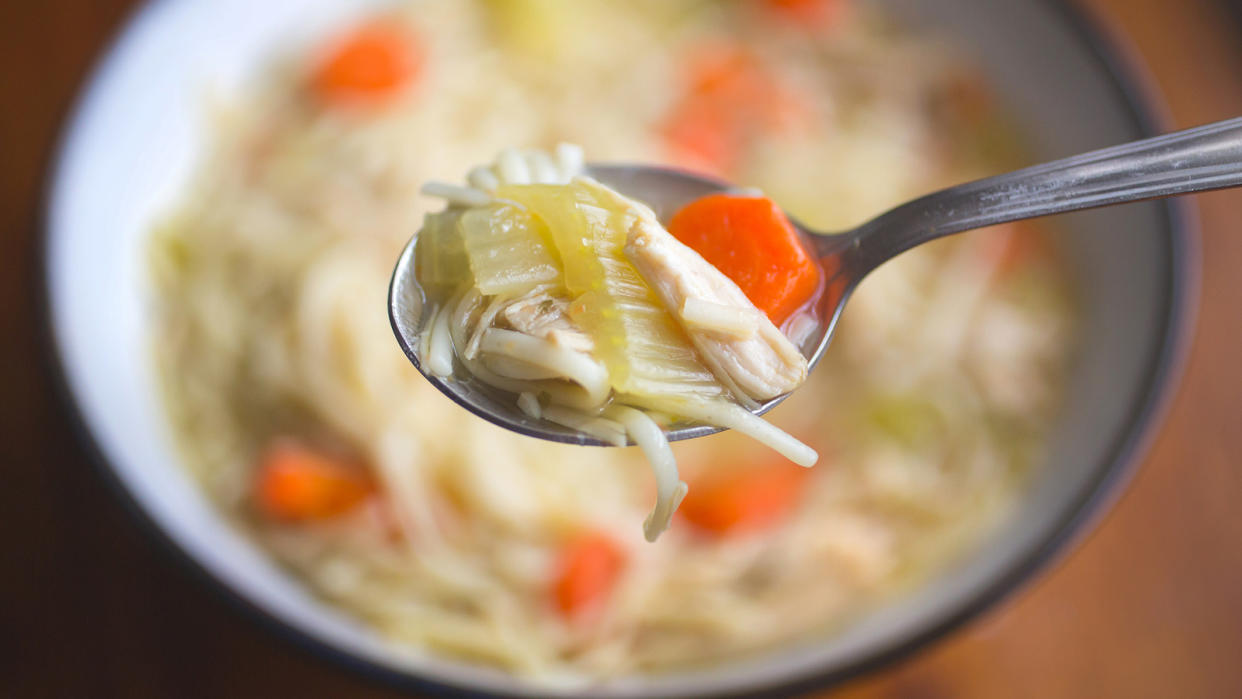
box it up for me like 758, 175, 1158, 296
391, 116, 1242, 446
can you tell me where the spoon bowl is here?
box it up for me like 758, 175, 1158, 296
391, 117, 1242, 446
388, 164, 809, 446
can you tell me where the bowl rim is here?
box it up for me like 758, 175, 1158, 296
37, 0, 1200, 697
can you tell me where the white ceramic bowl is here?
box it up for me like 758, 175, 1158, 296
44, 0, 1197, 696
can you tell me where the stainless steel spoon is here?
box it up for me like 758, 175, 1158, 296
391, 116, 1242, 446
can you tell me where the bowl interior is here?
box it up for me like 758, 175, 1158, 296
46, 0, 1187, 696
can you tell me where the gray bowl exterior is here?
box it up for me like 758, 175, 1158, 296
43, 0, 1196, 697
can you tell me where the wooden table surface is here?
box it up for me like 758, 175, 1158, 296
3, 1, 1239, 697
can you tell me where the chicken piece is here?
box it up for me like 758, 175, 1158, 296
500, 289, 595, 354
625, 217, 808, 403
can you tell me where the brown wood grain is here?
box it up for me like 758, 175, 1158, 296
1, 1, 1239, 697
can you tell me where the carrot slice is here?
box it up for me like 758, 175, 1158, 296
312, 22, 421, 105
662, 46, 761, 174
668, 194, 821, 326
763, 0, 847, 29
663, 100, 739, 176
995, 222, 1053, 277
551, 532, 626, 619
679, 459, 811, 535
685, 43, 768, 99
254, 439, 373, 521
662, 44, 804, 175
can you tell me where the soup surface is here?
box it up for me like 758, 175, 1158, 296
151, 0, 1074, 683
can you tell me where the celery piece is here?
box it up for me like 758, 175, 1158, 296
500, 180, 725, 402
415, 211, 469, 289
460, 204, 562, 297
481, 0, 573, 60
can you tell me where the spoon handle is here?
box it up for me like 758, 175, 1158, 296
846, 116, 1242, 268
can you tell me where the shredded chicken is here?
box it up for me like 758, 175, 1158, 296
499, 289, 595, 354
625, 218, 808, 403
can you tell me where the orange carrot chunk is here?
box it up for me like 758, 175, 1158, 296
668, 194, 821, 326
764, 0, 847, 29
992, 222, 1053, 277
551, 532, 626, 619
662, 44, 799, 175
679, 459, 810, 535
312, 22, 421, 105
255, 439, 374, 521
663, 100, 739, 176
